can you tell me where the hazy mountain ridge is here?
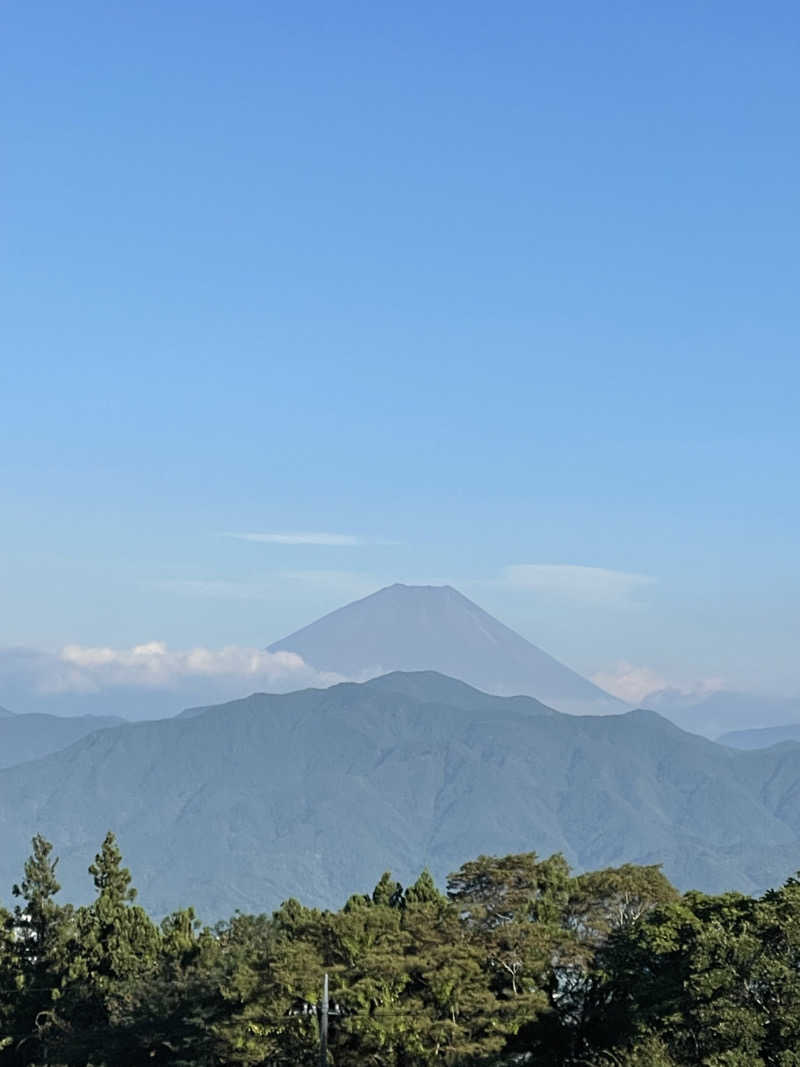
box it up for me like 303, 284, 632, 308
269, 583, 623, 715
0, 710, 122, 769
1, 672, 800, 918
719, 725, 800, 750
643, 687, 800, 738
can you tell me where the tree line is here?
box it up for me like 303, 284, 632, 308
1, 832, 799, 1065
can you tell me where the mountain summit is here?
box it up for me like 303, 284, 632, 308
269, 583, 621, 714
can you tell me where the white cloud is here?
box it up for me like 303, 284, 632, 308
591, 662, 669, 703
55, 642, 343, 693
226, 532, 368, 546
591, 661, 726, 705
501, 564, 656, 604
0, 642, 344, 702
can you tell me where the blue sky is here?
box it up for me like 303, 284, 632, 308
2, 0, 799, 701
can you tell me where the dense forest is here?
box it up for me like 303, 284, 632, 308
2, 833, 800, 1066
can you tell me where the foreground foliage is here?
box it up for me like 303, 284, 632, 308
0, 834, 798, 1064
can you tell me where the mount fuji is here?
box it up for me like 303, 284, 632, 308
269, 583, 622, 715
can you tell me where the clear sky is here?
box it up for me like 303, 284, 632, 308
2, 0, 799, 701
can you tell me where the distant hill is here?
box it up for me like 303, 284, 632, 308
0, 712, 122, 769
0, 706, 14, 718
2, 671, 800, 918
269, 583, 622, 715
719, 724, 800, 750
642, 688, 800, 737
0, 680, 237, 722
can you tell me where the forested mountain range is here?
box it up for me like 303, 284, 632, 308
3, 671, 800, 918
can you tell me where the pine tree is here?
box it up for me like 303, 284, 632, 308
81, 831, 158, 985
404, 869, 446, 907
63, 832, 160, 1062
5, 835, 75, 1066
372, 872, 404, 909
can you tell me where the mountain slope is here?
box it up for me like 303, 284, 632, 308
1, 672, 800, 918
269, 584, 621, 714
0, 711, 122, 769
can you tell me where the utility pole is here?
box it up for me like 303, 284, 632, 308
319, 972, 329, 1067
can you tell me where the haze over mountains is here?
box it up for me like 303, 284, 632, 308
5, 585, 794, 738
3, 670, 800, 918
270, 583, 623, 715
2, 584, 799, 919
642, 688, 800, 741
720, 724, 800, 750
0, 709, 121, 769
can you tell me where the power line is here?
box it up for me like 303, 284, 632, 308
319, 972, 328, 1067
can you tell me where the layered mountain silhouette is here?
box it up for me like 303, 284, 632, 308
720, 723, 800, 750
2, 671, 800, 918
0, 710, 121, 769
643, 687, 800, 738
270, 583, 622, 715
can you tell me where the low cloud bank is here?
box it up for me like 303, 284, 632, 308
0, 643, 344, 719
56, 642, 341, 692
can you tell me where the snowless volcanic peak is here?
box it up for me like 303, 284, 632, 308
269, 583, 621, 715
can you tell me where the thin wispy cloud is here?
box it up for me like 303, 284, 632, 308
156, 580, 275, 601
156, 571, 378, 600
501, 564, 656, 605
225, 531, 398, 547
